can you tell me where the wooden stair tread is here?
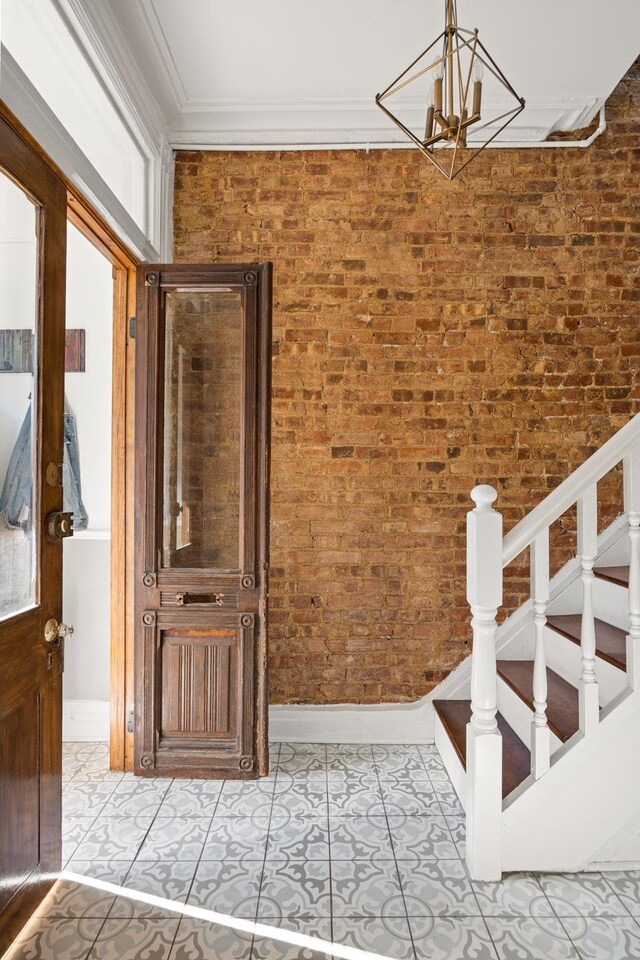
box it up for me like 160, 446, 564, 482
594, 565, 630, 587
433, 699, 531, 799
497, 660, 579, 743
546, 614, 627, 671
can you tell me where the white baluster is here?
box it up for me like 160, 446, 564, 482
530, 528, 550, 778
466, 484, 503, 881
624, 444, 640, 689
578, 484, 599, 734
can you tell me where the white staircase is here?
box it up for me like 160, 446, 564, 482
432, 412, 640, 880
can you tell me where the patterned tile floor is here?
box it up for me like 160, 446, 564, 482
6, 741, 640, 959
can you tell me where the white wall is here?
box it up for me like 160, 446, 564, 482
63, 222, 113, 708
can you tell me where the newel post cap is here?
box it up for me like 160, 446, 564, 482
471, 485, 498, 510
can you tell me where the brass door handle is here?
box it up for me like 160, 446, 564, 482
175, 592, 224, 606
44, 618, 74, 644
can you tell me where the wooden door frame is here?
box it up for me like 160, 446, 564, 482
66, 197, 137, 771
0, 100, 139, 772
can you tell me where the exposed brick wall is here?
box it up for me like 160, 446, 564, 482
172, 64, 640, 705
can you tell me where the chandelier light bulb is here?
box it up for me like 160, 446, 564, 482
431, 57, 445, 81
473, 58, 485, 83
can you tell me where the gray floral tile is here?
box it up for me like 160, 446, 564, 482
373, 745, 428, 780
36, 863, 131, 919
62, 817, 99, 863
108, 860, 199, 919
258, 860, 331, 919
431, 781, 464, 817
472, 873, 554, 918
380, 781, 442, 818
203, 817, 269, 860
539, 873, 631, 918
188, 859, 263, 918
332, 916, 414, 959
277, 751, 327, 776
267, 817, 329, 861
388, 815, 458, 861
561, 915, 640, 959
327, 778, 384, 818
65, 860, 134, 882
420, 757, 452, 783
252, 917, 332, 960
73, 817, 154, 861
397, 859, 481, 917
445, 815, 466, 843
486, 917, 579, 959
137, 818, 210, 861
70, 754, 124, 784
63, 783, 118, 817
603, 872, 640, 916
87, 918, 180, 959
158, 780, 223, 818
216, 781, 275, 818
64, 742, 102, 760
170, 917, 252, 960
326, 745, 375, 775
331, 859, 405, 918
329, 816, 394, 861
4, 918, 101, 960
270, 778, 328, 818
410, 916, 498, 960
100, 781, 171, 818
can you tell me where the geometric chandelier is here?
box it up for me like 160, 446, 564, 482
375, 0, 525, 180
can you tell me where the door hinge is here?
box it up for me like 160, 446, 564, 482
127, 710, 134, 734
129, 316, 136, 339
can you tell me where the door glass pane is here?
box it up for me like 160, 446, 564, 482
162, 289, 243, 569
0, 171, 39, 620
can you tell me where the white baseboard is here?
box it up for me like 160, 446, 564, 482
63, 700, 110, 742
268, 701, 434, 744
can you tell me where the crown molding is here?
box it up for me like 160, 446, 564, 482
169, 96, 602, 149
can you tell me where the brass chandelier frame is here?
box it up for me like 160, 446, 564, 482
375, 0, 525, 180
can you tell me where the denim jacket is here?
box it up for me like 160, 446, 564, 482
0, 400, 89, 531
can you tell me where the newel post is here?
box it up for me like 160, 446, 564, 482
466, 484, 503, 881
624, 443, 640, 689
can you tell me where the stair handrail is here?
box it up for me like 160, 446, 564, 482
465, 410, 640, 882
503, 412, 640, 566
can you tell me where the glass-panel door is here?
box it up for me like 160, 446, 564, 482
134, 264, 272, 780
0, 114, 67, 951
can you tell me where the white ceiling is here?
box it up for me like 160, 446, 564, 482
95, 0, 640, 146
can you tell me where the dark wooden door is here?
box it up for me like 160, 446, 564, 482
0, 117, 67, 951
134, 264, 272, 778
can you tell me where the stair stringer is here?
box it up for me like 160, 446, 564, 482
501, 687, 640, 872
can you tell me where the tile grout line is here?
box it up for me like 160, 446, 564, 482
85, 767, 176, 955
250, 742, 282, 960
164, 771, 234, 957
375, 745, 422, 960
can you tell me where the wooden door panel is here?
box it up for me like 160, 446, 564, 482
160, 628, 238, 739
135, 264, 271, 779
0, 697, 40, 913
0, 116, 66, 950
